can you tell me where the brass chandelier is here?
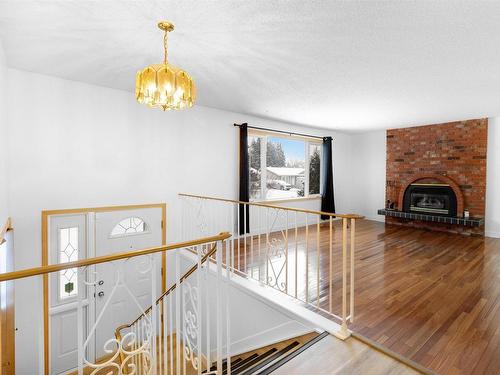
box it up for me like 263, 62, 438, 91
136, 21, 196, 111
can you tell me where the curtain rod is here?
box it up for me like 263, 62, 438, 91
233, 123, 325, 140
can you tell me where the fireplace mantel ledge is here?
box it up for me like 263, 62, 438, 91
378, 209, 484, 227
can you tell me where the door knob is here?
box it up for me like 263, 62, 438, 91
98, 280, 104, 286
98, 291, 105, 297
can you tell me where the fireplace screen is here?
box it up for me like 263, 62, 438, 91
410, 192, 449, 214
403, 183, 457, 217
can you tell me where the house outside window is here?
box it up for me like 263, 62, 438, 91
248, 132, 322, 201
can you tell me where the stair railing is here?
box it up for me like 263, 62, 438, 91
179, 193, 363, 339
0, 231, 231, 375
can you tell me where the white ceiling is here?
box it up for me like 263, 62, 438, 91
1, 1, 500, 132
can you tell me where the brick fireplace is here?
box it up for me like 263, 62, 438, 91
380, 118, 488, 235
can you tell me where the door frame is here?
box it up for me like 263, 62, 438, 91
41, 203, 166, 375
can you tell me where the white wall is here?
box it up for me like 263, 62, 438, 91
0, 38, 8, 225
486, 118, 500, 237
350, 131, 386, 221
5, 68, 353, 374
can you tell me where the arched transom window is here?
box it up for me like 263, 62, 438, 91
110, 217, 148, 237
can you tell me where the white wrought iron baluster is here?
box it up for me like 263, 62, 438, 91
136, 321, 140, 372
250, 206, 254, 279
285, 211, 289, 295
294, 211, 298, 299
225, 238, 232, 375
329, 217, 333, 314
181, 196, 185, 241
266, 207, 270, 286
230, 202, 235, 273
258, 206, 262, 282
197, 245, 203, 375
76, 266, 84, 375
237, 204, 240, 272
317, 215, 321, 308
342, 218, 348, 335
350, 218, 355, 322
305, 214, 309, 303
216, 240, 223, 374
175, 249, 181, 375
205, 249, 211, 373
244, 203, 247, 273
158, 299, 163, 374
163, 296, 168, 375
170, 293, 174, 375
138, 318, 143, 373
152, 255, 158, 372
182, 278, 187, 375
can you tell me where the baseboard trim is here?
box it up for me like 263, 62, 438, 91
351, 332, 436, 375
485, 230, 500, 238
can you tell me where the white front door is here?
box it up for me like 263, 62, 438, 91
48, 205, 164, 373
93, 207, 163, 359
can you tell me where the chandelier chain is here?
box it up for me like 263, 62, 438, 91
163, 31, 168, 64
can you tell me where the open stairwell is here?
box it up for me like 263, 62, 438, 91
203, 331, 326, 375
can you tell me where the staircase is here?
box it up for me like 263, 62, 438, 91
203, 332, 327, 375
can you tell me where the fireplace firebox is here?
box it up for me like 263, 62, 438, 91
403, 183, 457, 217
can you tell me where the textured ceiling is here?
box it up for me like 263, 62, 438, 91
1, 1, 500, 132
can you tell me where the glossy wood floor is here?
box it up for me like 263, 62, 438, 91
273, 334, 421, 375
232, 219, 500, 375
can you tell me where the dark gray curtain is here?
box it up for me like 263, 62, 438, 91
238, 123, 250, 234
321, 136, 335, 219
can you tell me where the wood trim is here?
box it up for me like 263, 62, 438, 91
179, 193, 364, 219
41, 203, 166, 216
41, 203, 167, 374
0, 224, 15, 374
42, 211, 49, 375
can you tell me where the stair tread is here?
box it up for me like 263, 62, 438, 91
230, 347, 279, 374
238, 341, 300, 375
223, 353, 259, 374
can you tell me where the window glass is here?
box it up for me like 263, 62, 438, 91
248, 136, 262, 200
247, 132, 323, 201
110, 217, 146, 236
309, 144, 321, 195
59, 227, 78, 299
266, 137, 305, 200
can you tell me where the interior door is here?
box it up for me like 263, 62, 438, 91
93, 207, 163, 359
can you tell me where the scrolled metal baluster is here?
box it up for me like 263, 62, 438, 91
329, 217, 333, 314
295, 211, 298, 299
305, 214, 309, 303
317, 215, 320, 308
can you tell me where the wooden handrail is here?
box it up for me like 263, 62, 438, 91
0, 232, 231, 282
179, 193, 365, 220
115, 242, 219, 337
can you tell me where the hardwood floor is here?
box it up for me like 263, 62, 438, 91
232, 219, 500, 375
273, 334, 421, 375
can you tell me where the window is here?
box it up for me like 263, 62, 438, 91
110, 217, 147, 237
59, 227, 78, 299
248, 132, 322, 201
